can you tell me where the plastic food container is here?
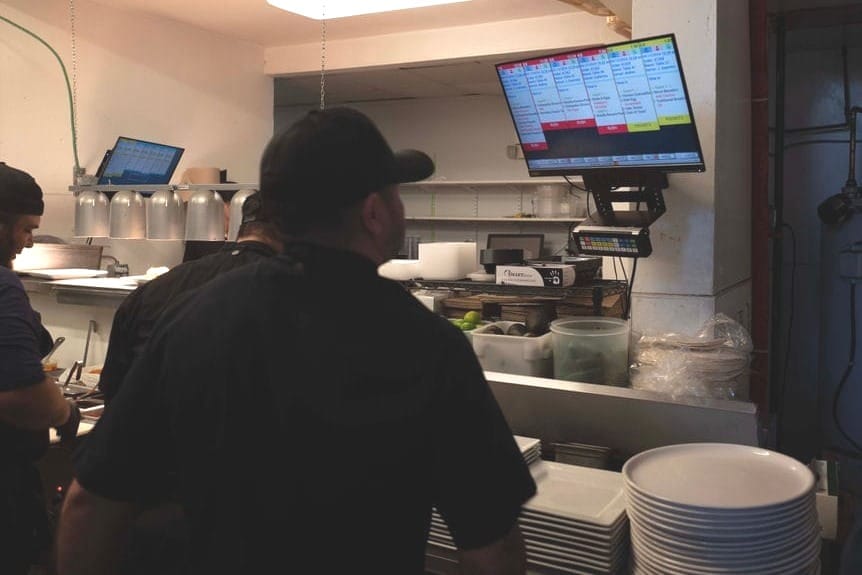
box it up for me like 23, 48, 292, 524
378, 259, 421, 281
550, 317, 630, 386
418, 242, 476, 280
470, 321, 553, 377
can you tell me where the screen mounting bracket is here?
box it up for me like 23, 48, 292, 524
572, 170, 669, 258
582, 170, 668, 228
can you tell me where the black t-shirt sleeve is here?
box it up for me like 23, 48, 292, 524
0, 279, 47, 390
429, 333, 537, 551
74, 290, 228, 503
74, 314, 176, 502
97, 296, 136, 402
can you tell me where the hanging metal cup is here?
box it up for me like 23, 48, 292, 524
109, 190, 146, 239
74, 190, 109, 238
185, 190, 225, 241
147, 189, 186, 240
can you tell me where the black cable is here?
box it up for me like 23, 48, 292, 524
563, 175, 587, 192
832, 283, 860, 453
566, 220, 579, 255
618, 258, 629, 319
624, 258, 638, 321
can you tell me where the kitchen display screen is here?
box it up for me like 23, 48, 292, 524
98, 137, 185, 185
496, 34, 705, 176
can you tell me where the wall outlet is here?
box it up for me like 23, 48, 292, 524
506, 144, 525, 160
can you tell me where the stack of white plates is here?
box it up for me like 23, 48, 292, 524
429, 460, 630, 575
515, 435, 542, 467
623, 443, 821, 575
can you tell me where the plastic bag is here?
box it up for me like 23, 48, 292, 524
629, 313, 752, 401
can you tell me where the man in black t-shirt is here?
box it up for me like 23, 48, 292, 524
99, 192, 283, 404
57, 108, 536, 575
95, 192, 282, 575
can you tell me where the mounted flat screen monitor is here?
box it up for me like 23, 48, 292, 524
97, 137, 184, 185
495, 34, 705, 177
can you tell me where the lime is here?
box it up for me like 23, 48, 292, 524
463, 311, 481, 324
460, 322, 476, 331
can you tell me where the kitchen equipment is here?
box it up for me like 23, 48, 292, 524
42, 336, 65, 364
417, 242, 476, 280
63, 361, 82, 388
12, 243, 103, 272
479, 248, 523, 273
550, 317, 630, 385
78, 320, 97, 381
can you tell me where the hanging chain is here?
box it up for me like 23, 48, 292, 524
69, 0, 79, 153
319, 3, 326, 110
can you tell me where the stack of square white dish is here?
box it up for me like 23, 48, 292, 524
428, 450, 630, 575
519, 461, 629, 574
623, 443, 820, 575
515, 435, 542, 467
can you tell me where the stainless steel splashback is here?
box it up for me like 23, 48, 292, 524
13, 243, 104, 271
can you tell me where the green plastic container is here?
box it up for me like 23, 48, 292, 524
550, 317, 630, 386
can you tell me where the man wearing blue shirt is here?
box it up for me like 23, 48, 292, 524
0, 162, 80, 574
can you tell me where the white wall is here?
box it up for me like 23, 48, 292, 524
2, 0, 272, 368
629, 0, 752, 335
1, 0, 272, 271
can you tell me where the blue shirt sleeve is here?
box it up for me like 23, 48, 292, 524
0, 271, 47, 390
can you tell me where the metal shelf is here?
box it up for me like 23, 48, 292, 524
69, 183, 258, 193
401, 178, 579, 187
403, 278, 626, 299
406, 216, 583, 223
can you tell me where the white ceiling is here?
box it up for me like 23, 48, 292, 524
89, 0, 581, 47
87, 0, 615, 105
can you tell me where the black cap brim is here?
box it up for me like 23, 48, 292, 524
393, 149, 435, 184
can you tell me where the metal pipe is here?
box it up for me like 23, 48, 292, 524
769, 15, 786, 429
844, 45, 850, 123
750, 0, 770, 421
847, 107, 862, 186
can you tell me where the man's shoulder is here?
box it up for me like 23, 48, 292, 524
0, 268, 27, 301
0, 266, 23, 287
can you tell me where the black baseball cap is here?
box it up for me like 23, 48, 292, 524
259, 107, 434, 232
0, 162, 44, 216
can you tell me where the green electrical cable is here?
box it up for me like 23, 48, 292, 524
1, 13, 80, 172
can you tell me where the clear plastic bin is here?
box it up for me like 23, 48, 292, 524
470, 321, 553, 378
550, 317, 630, 386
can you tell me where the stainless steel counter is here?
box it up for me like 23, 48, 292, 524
22, 277, 132, 307
486, 371, 760, 459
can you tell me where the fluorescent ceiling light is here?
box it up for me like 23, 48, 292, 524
266, 0, 472, 20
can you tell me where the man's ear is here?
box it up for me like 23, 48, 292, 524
359, 191, 386, 238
